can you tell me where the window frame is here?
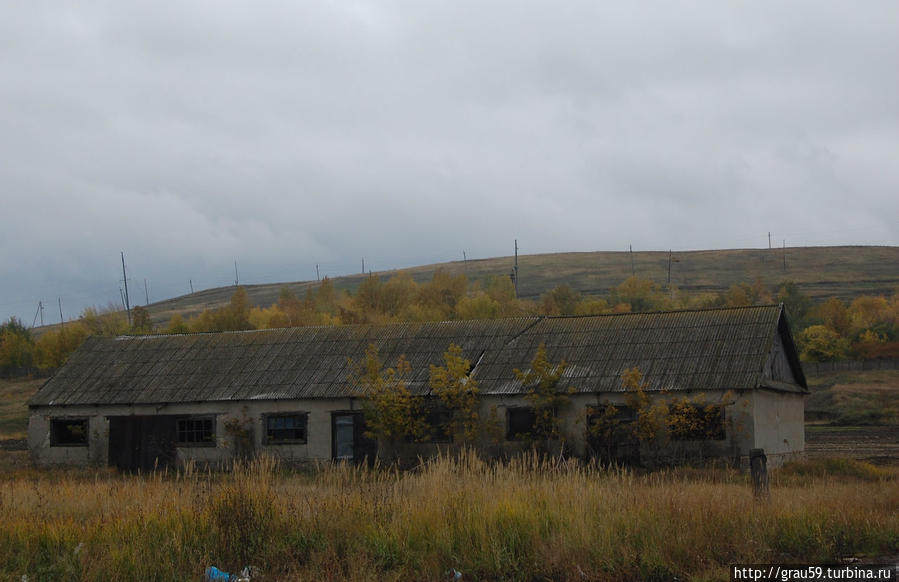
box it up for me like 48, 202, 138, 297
505, 406, 537, 441
175, 415, 216, 447
669, 403, 727, 441
420, 403, 453, 444
263, 412, 309, 445
49, 417, 89, 447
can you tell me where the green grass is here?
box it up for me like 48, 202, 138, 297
0, 455, 896, 581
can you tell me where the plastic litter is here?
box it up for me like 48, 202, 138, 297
204, 566, 252, 582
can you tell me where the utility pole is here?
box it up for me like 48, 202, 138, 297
121, 252, 131, 326
144, 279, 149, 305
768, 232, 772, 249
629, 244, 635, 277
58, 297, 64, 327
667, 250, 672, 285
189, 279, 194, 294
234, 261, 239, 286
783, 240, 787, 272
32, 300, 45, 328
512, 240, 519, 298
361, 257, 365, 274
463, 250, 467, 271
315, 264, 320, 282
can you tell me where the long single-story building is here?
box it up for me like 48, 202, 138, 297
28, 304, 807, 470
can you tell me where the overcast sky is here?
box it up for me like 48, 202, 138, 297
2, 1, 898, 325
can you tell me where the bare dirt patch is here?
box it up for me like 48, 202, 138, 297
805, 424, 899, 465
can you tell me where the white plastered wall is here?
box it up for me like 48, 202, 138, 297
750, 389, 805, 467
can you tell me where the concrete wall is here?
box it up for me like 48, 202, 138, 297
29, 398, 360, 468
28, 388, 804, 468
750, 389, 806, 467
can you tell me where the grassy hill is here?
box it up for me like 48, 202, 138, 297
139, 245, 899, 326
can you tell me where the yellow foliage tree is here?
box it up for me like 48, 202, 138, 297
514, 344, 574, 443
350, 344, 425, 460
429, 344, 480, 444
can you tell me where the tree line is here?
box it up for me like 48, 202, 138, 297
2, 269, 898, 373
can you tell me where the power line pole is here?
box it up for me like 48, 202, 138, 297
463, 250, 467, 271
513, 239, 519, 298
667, 249, 672, 285
783, 240, 787, 272
121, 252, 131, 326
768, 232, 772, 249
234, 260, 239, 286
315, 264, 320, 282
58, 297, 64, 328
144, 279, 149, 305
629, 244, 635, 276
32, 300, 44, 328
361, 257, 365, 274
189, 279, 194, 294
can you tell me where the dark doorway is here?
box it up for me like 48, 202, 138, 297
108, 415, 177, 472
586, 406, 640, 466
331, 412, 376, 465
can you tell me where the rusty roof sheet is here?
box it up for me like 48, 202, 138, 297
30, 305, 805, 407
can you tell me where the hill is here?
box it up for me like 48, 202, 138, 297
139, 245, 898, 326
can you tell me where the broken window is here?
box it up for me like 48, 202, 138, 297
506, 407, 537, 441
176, 416, 215, 446
264, 413, 308, 445
50, 418, 89, 446
669, 404, 726, 441
422, 404, 453, 443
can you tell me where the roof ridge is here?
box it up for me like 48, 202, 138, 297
542, 303, 781, 320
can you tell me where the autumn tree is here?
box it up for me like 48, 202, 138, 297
541, 285, 581, 315
416, 270, 468, 320
429, 344, 480, 444
190, 288, 254, 332
350, 344, 425, 460
0, 317, 35, 371
810, 297, 852, 336
777, 281, 811, 324
131, 306, 153, 333
379, 272, 418, 317
849, 296, 890, 335
621, 367, 670, 461
612, 277, 668, 312
34, 322, 90, 369
513, 344, 574, 444
167, 314, 190, 334
248, 305, 290, 329
724, 279, 772, 307
574, 297, 610, 315
80, 305, 128, 336
798, 325, 850, 362
455, 293, 500, 320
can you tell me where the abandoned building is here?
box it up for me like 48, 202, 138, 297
28, 304, 807, 470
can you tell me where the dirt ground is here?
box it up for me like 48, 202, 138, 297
805, 424, 899, 465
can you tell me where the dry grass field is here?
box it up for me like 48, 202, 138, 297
2, 371, 899, 580
0, 455, 897, 581
806, 369, 899, 426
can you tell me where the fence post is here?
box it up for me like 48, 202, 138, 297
750, 448, 769, 500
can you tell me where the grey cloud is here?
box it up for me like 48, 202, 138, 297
1, 1, 897, 322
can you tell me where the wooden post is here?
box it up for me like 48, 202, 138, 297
750, 448, 769, 500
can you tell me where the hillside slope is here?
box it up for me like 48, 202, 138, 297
139, 246, 899, 325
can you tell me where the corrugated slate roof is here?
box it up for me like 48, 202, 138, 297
30, 305, 806, 407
